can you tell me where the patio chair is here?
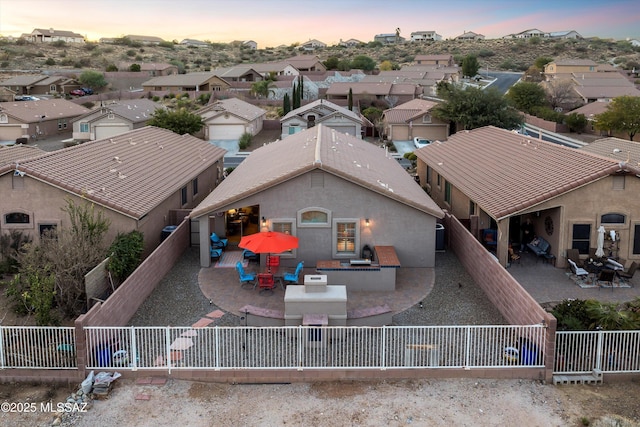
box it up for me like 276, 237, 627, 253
617, 261, 638, 284
242, 249, 258, 262
210, 247, 222, 262
566, 248, 583, 268
267, 255, 280, 268
596, 269, 616, 289
257, 273, 276, 294
235, 261, 256, 287
283, 261, 304, 286
568, 259, 589, 279
210, 232, 228, 249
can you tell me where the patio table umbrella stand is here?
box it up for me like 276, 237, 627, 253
238, 231, 299, 273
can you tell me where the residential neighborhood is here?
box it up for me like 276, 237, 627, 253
1, 18, 640, 422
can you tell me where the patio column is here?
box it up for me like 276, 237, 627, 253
496, 219, 510, 267
199, 216, 211, 268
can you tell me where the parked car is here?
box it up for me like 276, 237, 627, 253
80, 87, 94, 95
413, 137, 432, 149
70, 89, 86, 96
14, 95, 40, 101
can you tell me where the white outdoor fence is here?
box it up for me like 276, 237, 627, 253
554, 330, 640, 374
83, 325, 546, 372
0, 326, 76, 369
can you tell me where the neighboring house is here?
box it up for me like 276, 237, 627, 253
301, 39, 327, 50
0, 87, 16, 103
571, 73, 640, 103
180, 39, 209, 47
629, 39, 640, 48
410, 31, 442, 42
71, 99, 164, 141
339, 38, 364, 47
361, 65, 460, 97
580, 137, 640, 166
0, 126, 226, 255
196, 97, 265, 140
243, 40, 258, 50
123, 35, 165, 45
567, 101, 610, 134
325, 82, 420, 106
0, 75, 80, 96
251, 62, 300, 77
414, 55, 455, 67
190, 124, 444, 268
503, 29, 545, 39
455, 31, 485, 40
285, 55, 327, 72
381, 98, 449, 142
0, 98, 90, 141
547, 30, 582, 39
413, 126, 640, 268
26, 28, 84, 43
543, 59, 598, 77
211, 66, 263, 82
374, 34, 405, 44
142, 73, 230, 92
280, 99, 364, 139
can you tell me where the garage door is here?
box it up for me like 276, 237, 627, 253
330, 125, 358, 137
95, 124, 131, 140
0, 125, 25, 141
209, 124, 244, 140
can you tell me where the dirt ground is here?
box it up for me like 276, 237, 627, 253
1, 377, 639, 426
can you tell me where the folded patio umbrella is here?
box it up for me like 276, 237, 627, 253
596, 225, 605, 258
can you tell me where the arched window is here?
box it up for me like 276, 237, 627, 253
297, 207, 331, 227
5, 212, 30, 224
601, 213, 625, 224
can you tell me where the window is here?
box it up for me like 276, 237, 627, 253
445, 181, 451, 204
426, 166, 432, 185
80, 122, 89, 132
288, 125, 301, 135
601, 213, 625, 224
634, 224, 640, 255
50, 84, 57, 92
39, 224, 57, 239
572, 223, 591, 254
271, 220, 295, 256
0, 114, 7, 123
57, 119, 64, 130
181, 186, 187, 205
422, 114, 432, 123
436, 174, 441, 188
469, 201, 475, 216
298, 207, 331, 227
192, 178, 198, 196
108, 113, 114, 119
5, 212, 30, 224
612, 175, 625, 190
334, 219, 358, 257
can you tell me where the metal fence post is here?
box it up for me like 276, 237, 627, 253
381, 325, 387, 370
129, 326, 137, 371
214, 326, 220, 371
0, 326, 5, 368
595, 326, 604, 372
165, 327, 172, 374
297, 326, 303, 371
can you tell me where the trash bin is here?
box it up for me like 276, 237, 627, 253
96, 345, 111, 367
435, 223, 445, 251
161, 225, 177, 242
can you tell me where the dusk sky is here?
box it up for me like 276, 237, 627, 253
1, 0, 638, 47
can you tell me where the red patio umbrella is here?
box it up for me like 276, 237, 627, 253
238, 231, 299, 255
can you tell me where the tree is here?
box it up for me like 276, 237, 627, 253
105, 64, 118, 72
506, 81, 548, 114
148, 108, 204, 135
565, 112, 587, 133
534, 57, 554, 70
250, 80, 275, 99
433, 85, 523, 131
379, 60, 395, 71
461, 54, 480, 78
282, 93, 291, 115
107, 231, 144, 284
323, 56, 340, 70
78, 70, 107, 90
594, 96, 640, 140
348, 88, 353, 111
350, 55, 376, 71
544, 79, 579, 110
129, 63, 141, 72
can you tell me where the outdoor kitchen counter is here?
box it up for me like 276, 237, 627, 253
316, 246, 399, 291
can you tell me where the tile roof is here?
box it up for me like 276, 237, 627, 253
0, 145, 46, 166
190, 124, 443, 219
383, 99, 438, 123
72, 99, 163, 124
197, 97, 265, 122
0, 75, 47, 86
574, 85, 640, 99
212, 66, 260, 79
0, 99, 90, 123
413, 126, 634, 220
33, 28, 84, 38
580, 137, 640, 165
569, 101, 609, 117
553, 59, 598, 66
142, 73, 222, 87
9, 127, 225, 219
281, 99, 361, 122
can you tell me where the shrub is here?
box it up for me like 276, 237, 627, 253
107, 231, 144, 283
51, 40, 66, 48
126, 49, 136, 57
477, 49, 495, 58
152, 96, 160, 102
45, 58, 55, 66
238, 132, 252, 150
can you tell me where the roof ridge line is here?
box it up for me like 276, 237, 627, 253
314, 125, 322, 164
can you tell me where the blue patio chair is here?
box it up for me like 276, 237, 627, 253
210, 247, 222, 261
210, 232, 228, 249
242, 249, 258, 261
283, 261, 304, 286
236, 261, 256, 287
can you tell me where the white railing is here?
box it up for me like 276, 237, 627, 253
0, 326, 77, 369
555, 330, 640, 374
84, 325, 545, 371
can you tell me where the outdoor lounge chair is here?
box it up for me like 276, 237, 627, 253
568, 259, 589, 279
210, 232, 228, 249
566, 248, 584, 268
283, 261, 304, 286
236, 261, 256, 287
596, 269, 616, 289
